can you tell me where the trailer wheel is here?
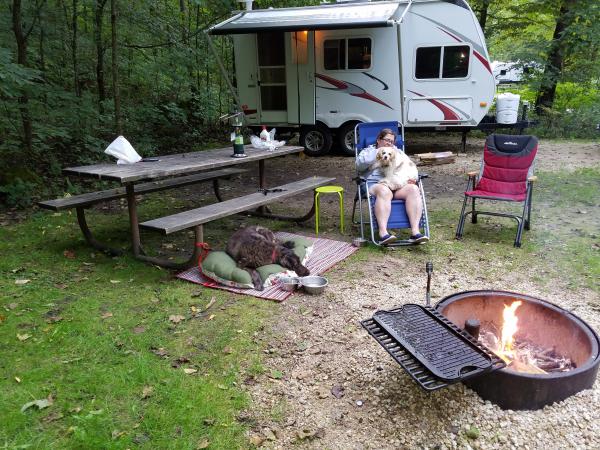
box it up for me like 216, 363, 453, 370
338, 121, 360, 156
300, 125, 332, 156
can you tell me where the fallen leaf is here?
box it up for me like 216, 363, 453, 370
331, 385, 345, 399
133, 326, 146, 334
249, 434, 265, 446
17, 333, 31, 341
183, 368, 198, 375
46, 316, 63, 324
190, 305, 199, 314
109, 280, 121, 284
151, 347, 169, 358
207, 314, 215, 321
0, 314, 5, 323
11, 267, 25, 273
222, 346, 232, 354
69, 406, 82, 413
169, 314, 185, 324
264, 428, 277, 441
15, 376, 21, 383
203, 418, 215, 426
21, 397, 53, 412
112, 430, 126, 440
7, 303, 18, 310
63, 250, 76, 259
42, 411, 64, 423
217, 384, 228, 390
15, 279, 30, 285
141, 386, 154, 399
204, 297, 216, 311
101, 312, 113, 319
196, 438, 210, 449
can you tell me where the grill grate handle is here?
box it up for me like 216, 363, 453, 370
425, 262, 433, 306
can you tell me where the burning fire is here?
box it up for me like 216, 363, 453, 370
478, 300, 575, 374
499, 300, 522, 361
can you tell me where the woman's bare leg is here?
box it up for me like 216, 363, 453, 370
393, 184, 422, 236
369, 184, 394, 238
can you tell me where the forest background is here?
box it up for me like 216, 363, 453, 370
1, 0, 598, 208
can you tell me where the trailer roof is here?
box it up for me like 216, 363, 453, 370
208, 2, 403, 35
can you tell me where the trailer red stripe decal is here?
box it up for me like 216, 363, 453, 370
472, 50, 492, 74
316, 73, 392, 109
436, 27, 492, 74
409, 90, 460, 121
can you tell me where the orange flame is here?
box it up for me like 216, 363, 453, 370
498, 300, 522, 361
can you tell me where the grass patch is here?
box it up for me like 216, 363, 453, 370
0, 206, 276, 449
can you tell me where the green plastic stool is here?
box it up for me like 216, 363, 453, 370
314, 185, 344, 236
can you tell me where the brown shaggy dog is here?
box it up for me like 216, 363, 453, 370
225, 225, 310, 290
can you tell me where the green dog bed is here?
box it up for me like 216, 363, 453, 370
201, 236, 313, 289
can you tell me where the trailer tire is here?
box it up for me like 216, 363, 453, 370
300, 125, 333, 156
338, 121, 361, 156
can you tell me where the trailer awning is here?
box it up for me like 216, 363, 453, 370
209, 2, 402, 35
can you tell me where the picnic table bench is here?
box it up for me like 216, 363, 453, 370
42, 145, 324, 268
38, 167, 246, 255
141, 176, 335, 234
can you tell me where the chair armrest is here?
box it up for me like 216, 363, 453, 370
418, 173, 429, 180
352, 176, 366, 184
527, 175, 538, 182
467, 171, 478, 178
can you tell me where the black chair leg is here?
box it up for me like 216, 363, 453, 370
471, 197, 477, 223
525, 185, 533, 230
456, 195, 469, 239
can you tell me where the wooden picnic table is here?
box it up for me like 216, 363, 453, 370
60, 145, 324, 268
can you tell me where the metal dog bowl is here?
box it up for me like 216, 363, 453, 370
279, 277, 300, 292
299, 276, 328, 295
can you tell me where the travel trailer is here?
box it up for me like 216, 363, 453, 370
208, 0, 496, 155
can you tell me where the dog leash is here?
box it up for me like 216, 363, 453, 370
258, 188, 287, 195
196, 242, 211, 269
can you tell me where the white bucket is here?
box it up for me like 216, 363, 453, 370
496, 93, 520, 124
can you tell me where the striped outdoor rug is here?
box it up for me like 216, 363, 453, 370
176, 232, 359, 302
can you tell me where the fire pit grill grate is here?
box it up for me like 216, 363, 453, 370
362, 305, 506, 390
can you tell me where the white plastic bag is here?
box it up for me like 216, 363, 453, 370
104, 136, 142, 164
249, 128, 285, 151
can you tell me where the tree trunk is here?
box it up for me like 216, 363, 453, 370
95, 0, 107, 112
11, 0, 33, 154
478, 0, 491, 34
535, 0, 574, 113
72, 0, 80, 96
110, 0, 122, 134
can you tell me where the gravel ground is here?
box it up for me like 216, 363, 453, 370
240, 138, 600, 450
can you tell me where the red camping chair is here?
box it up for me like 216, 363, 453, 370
455, 134, 538, 247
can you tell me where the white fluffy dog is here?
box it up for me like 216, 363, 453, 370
372, 146, 419, 191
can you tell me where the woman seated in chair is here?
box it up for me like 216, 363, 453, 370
356, 128, 428, 245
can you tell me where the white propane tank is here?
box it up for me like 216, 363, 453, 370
496, 93, 521, 124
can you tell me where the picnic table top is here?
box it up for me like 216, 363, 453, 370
63, 145, 304, 183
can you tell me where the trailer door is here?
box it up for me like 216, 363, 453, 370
257, 32, 288, 123
288, 31, 315, 124
233, 34, 260, 123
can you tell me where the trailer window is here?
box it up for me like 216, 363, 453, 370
442, 45, 469, 78
348, 38, 371, 69
324, 38, 371, 70
415, 45, 470, 79
415, 47, 441, 78
324, 39, 345, 70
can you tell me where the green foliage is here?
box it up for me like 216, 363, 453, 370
0, 0, 599, 208
0, 178, 37, 208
